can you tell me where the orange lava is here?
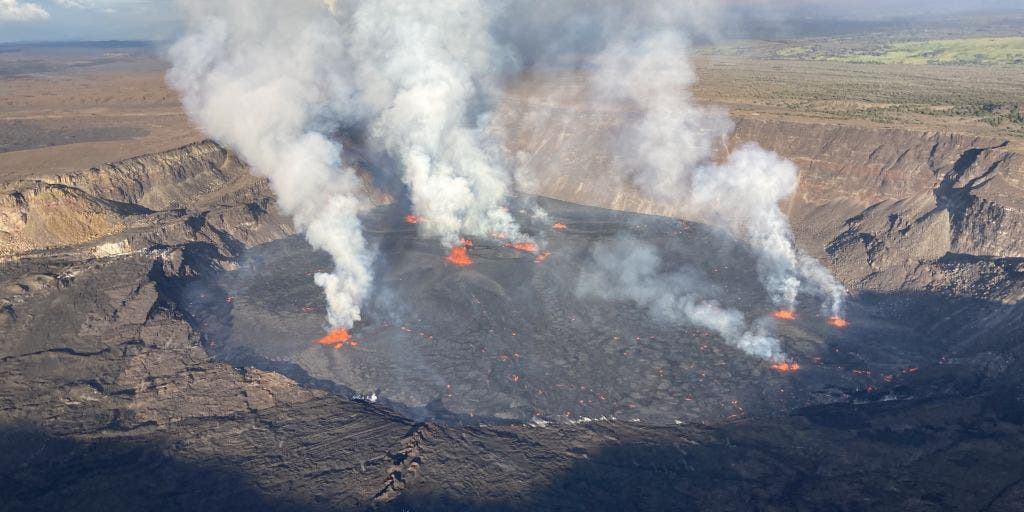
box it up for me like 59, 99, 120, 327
828, 316, 849, 328
552, 223, 568, 230
534, 251, 551, 263
508, 242, 539, 253
404, 214, 420, 224
317, 329, 358, 349
773, 310, 797, 320
770, 362, 801, 372
447, 246, 474, 266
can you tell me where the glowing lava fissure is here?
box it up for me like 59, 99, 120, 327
447, 246, 474, 266
552, 223, 567, 230
829, 316, 849, 328
773, 310, 797, 320
317, 328, 358, 349
404, 214, 420, 224
770, 362, 801, 372
508, 242, 539, 253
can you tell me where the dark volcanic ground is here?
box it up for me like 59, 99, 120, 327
4, 176, 1024, 510
5, 128, 1024, 509
183, 198, 997, 425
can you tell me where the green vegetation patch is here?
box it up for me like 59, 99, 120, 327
785, 37, 1024, 66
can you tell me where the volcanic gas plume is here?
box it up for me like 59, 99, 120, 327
578, 237, 785, 361
168, 0, 533, 330
587, 30, 846, 317
169, 0, 847, 363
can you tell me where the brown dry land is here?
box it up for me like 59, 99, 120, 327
695, 55, 1024, 144
2, 40, 1021, 188
0, 43, 200, 182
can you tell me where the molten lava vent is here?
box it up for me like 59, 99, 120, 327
773, 310, 797, 320
186, 199, 922, 426
446, 240, 474, 266
828, 316, 849, 328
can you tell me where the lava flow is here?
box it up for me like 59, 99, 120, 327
828, 316, 849, 328
447, 245, 474, 266
317, 328, 358, 350
552, 223, 567, 230
508, 242, 539, 253
773, 310, 798, 320
770, 362, 801, 372
404, 214, 420, 224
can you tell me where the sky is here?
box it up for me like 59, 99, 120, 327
0, 0, 182, 43
0, 0, 1021, 45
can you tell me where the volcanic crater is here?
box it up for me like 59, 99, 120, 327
4, 51, 1024, 509
178, 193, 1001, 426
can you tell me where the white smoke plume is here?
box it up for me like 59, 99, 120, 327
578, 237, 785, 362
168, 0, 845, 334
168, 1, 372, 328
587, 29, 845, 315
168, 0, 530, 328
341, 0, 525, 247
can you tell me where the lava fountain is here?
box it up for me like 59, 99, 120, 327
828, 316, 849, 328
317, 328, 357, 350
447, 241, 474, 266
770, 362, 801, 372
508, 242, 539, 253
773, 310, 798, 321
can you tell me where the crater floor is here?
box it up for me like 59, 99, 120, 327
184, 198, 985, 425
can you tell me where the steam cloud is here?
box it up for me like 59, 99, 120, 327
169, 0, 845, 350
579, 237, 784, 361
588, 29, 845, 315
168, 0, 528, 328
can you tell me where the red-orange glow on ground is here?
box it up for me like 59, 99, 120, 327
770, 362, 801, 372
828, 316, 849, 328
534, 251, 551, 263
552, 223, 567, 230
404, 215, 420, 224
773, 310, 797, 320
447, 246, 474, 266
317, 329, 358, 349
508, 242, 539, 253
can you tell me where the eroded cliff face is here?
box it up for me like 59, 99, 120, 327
2, 107, 1024, 510
499, 84, 1024, 303
0, 141, 291, 260
4, 98, 1022, 308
